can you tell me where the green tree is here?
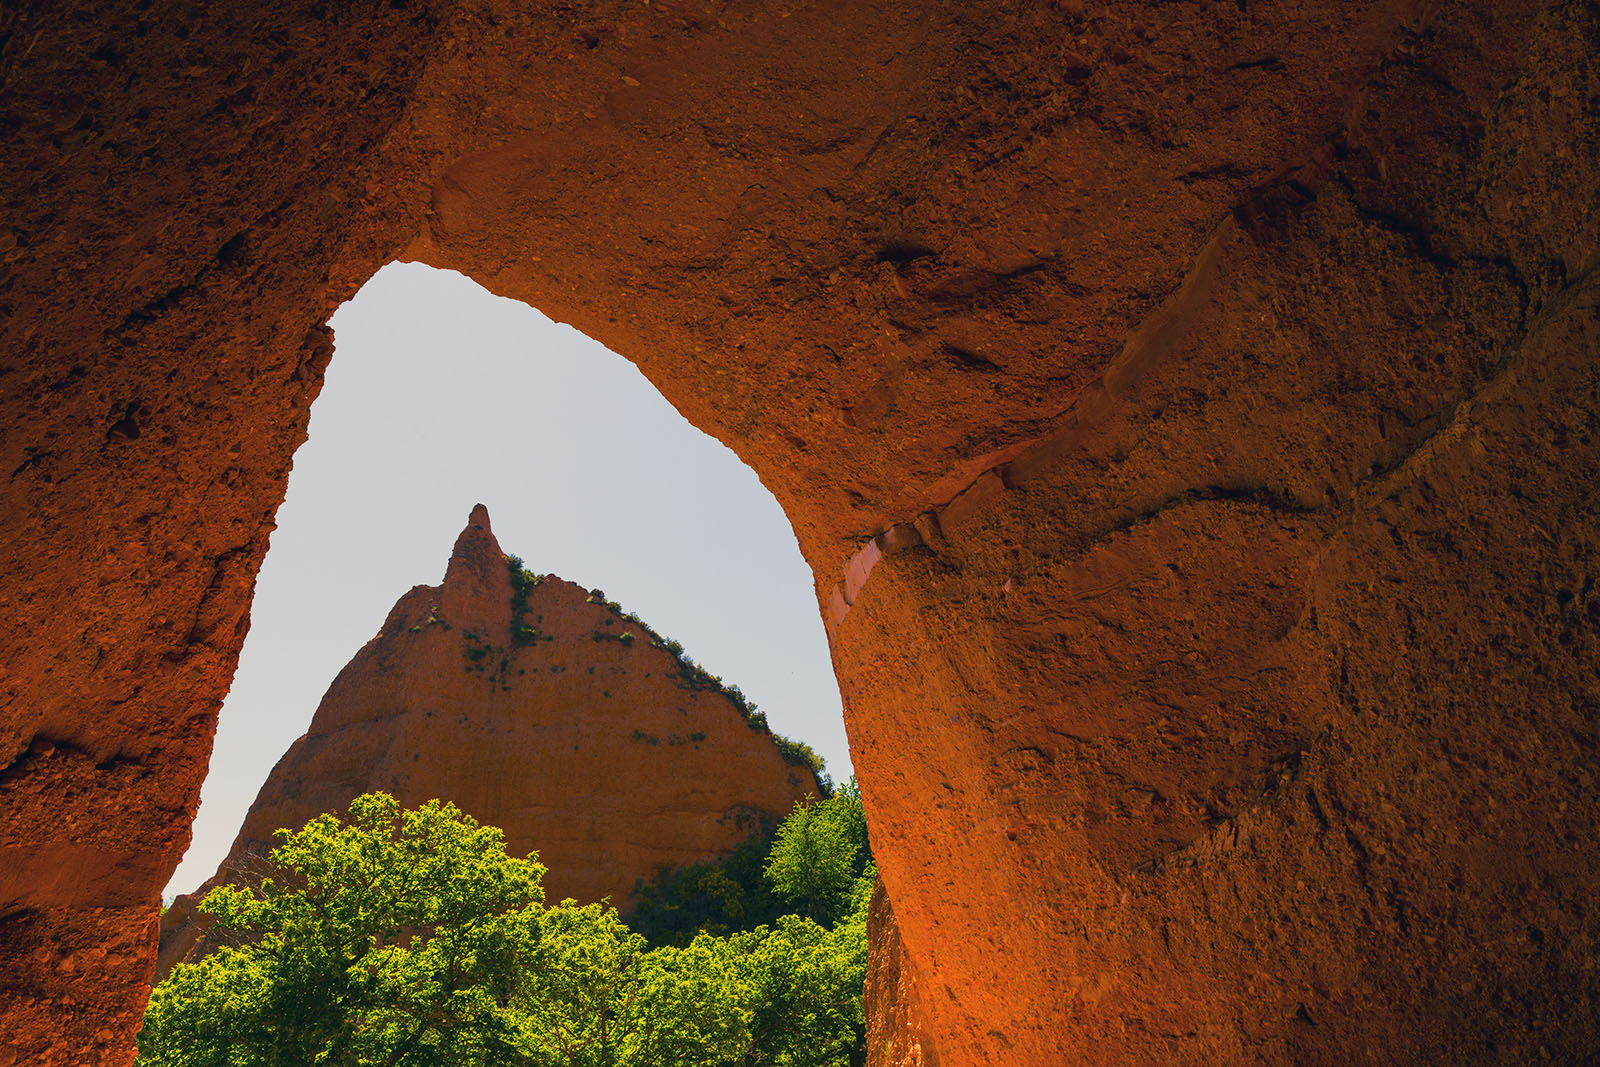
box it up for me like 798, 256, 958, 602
140, 791, 872, 1067
138, 795, 755, 1067
516, 902, 750, 1067
732, 875, 873, 1067
628, 783, 873, 949
814, 782, 870, 878
628, 827, 786, 947
762, 785, 871, 925
138, 793, 547, 1067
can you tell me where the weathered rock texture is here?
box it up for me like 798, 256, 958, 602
863, 878, 940, 1067
153, 505, 819, 979
1, 0, 1597, 1064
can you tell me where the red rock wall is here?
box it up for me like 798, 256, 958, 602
1, 0, 1597, 1064
0, 4, 450, 1062
863, 878, 939, 1067
154, 505, 819, 977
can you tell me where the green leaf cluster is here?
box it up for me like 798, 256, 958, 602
139, 794, 546, 1067
629, 831, 787, 946
732, 889, 872, 1067
139, 792, 872, 1067
763, 783, 872, 926
566, 581, 801, 750
628, 783, 871, 944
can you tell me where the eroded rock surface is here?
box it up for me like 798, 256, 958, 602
863, 878, 939, 1067
1, 0, 1596, 1064
155, 505, 819, 977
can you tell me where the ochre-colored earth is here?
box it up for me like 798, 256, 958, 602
154, 505, 820, 980
0, 0, 1596, 1064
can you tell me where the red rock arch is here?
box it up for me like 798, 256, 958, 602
1, 1, 1596, 1064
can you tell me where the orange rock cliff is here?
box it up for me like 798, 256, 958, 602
1, 1, 1597, 1065
156, 505, 821, 975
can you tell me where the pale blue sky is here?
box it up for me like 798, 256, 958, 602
167, 262, 848, 894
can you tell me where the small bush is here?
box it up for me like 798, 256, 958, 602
505, 555, 547, 637
772, 734, 821, 772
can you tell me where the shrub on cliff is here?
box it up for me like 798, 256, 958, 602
771, 734, 831, 790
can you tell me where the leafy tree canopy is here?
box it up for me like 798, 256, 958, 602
139, 792, 873, 1067
629, 782, 872, 944
139, 793, 546, 1067
732, 879, 873, 1067
764, 783, 872, 926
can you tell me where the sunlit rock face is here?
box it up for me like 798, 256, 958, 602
153, 505, 819, 979
1, 0, 1597, 1064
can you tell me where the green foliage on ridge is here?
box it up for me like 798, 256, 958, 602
505, 554, 547, 610
505, 555, 551, 647
567, 575, 832, 789
139, 791, 873, 1067
771, 735, 828, 783
505, 557, 833, 790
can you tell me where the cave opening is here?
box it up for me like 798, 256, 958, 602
165, 260, 849, 897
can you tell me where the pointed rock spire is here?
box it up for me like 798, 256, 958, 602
156, 509, 823, 983
438, 503, 512, 633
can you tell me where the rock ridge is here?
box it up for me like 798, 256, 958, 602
156, 505, 819, 979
